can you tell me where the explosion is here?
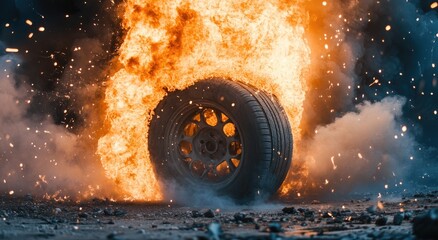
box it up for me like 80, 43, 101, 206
2, 0, 434, 201
97, 0, 310, 200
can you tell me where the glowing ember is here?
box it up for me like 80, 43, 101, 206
97, 0, 310, 200
5, 48, 19, 53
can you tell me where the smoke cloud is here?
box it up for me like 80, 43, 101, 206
303, 96, 415, 195
284, 0, 437, 198
0, 1, 121, 199
0, 55, 111, 198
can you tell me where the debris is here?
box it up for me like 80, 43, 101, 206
267, 222, 282, 233
366, 205, 377, 214
413, 208, 438, 239
191, 210, 202, 218
282, 207, 297, 214
233, 212, 254, 223
104, 208, 114, 216
113, 209, 127, 217
403, 211, 412, 220
203, 209, 215, 218
375, 216, 388, 226
356, 214, 372, 224
393, 213, 404, 225
233, 212, 246, 222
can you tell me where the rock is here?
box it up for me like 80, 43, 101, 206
357, 214, 372, 224
233, 212, 246, 222
282, 207, 297, 214
107, 232, 122, 240
392, 213, 403, 225
304, 210, 314, 218
203, 209, 215, 218
327, 217, 343, 224
268, 222, 282, 233
375, 216, 387, 226
54, 208, 62, 215
413, 208, 438, 239
113, 209, 127, 217
191, 210, 202, 218
104, 208, 114, 216
403, 211, 412, 220
207, 222, 222, 240
366, 205, 377, 214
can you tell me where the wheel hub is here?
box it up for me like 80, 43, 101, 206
194, 128, 227, 162
175, 107, 243, 183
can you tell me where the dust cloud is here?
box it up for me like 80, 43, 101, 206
300, 97, 415, 196
285, 0, 437, 198
0, 54, 114, 199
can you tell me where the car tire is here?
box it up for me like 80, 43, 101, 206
149, 78, 292, 202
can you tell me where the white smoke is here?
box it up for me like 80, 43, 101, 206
298, 96, 416, 196
0, 54, 112, 199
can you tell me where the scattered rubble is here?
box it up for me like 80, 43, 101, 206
413, 208, 438, 239
0, 190, 436, 239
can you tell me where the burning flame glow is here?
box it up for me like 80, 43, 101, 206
97, 0, 310, 200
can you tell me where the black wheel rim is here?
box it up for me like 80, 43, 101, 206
171, 105, 243, 185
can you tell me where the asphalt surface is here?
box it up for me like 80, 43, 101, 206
0, 191, 437, 239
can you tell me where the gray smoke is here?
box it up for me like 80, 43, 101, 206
303, 96, 415, 195
287, 0, 437, 198
0, 55, 82, 197
0, 0, 120, 199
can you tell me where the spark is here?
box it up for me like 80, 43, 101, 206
431, 2, 438, 9
377, 201, 384, 210
5, 48, 19, 53
330, 156, 337, 170
38, 27, 45, 32
25, 19, 33, 26
369, 79, 379, 86
401, 126, 407, 132
385, 25, 391, 31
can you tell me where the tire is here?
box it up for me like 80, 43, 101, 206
149, 78, 292, 202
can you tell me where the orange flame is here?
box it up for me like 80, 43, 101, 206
97, 0, 310, 200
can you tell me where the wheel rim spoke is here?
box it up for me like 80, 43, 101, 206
176, 106, 242, 184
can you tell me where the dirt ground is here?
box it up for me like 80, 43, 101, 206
0, 190, 437, 240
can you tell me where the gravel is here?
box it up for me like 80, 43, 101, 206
0, 190, 436, 239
